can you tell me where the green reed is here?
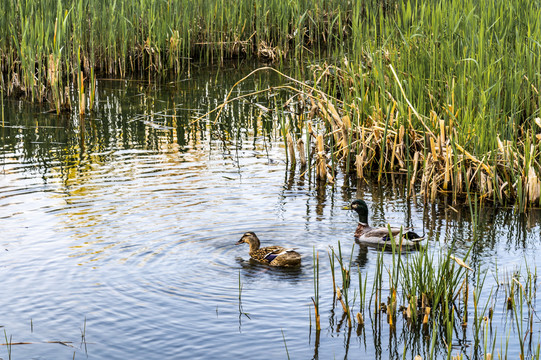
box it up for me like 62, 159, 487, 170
80, 316, 88, 355
306, 230, 541, 358
3, 330, 12, 360
0, 0, 352, 106
328, 248, 337, 297
238, 270, 249, 318
312, 248, 321, 332
4, 0, 539, 209
302, 0, 540, 210
1, 76, 3, 126
357, 266, 367, 319
471, 269, 489, 353
371, 247, 384, 318
331, 242, 354, 327
281, 329, 290, 360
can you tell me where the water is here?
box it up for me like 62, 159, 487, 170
1, 63, 540, 359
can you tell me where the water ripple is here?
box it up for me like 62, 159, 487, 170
2, 75, 540, 360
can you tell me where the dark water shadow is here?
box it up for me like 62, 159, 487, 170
352, 240, 423, 269
235, 257, 305, 283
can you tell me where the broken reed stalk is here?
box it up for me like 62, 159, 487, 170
297, 138, 306, 168
286, 133, 296, 166
78, 70, 85, 115
305, 121, 313, 172
316, 133, 327, 182
355, 311, 364, 327
355, 264, 368, 330
89, 67, 96, 112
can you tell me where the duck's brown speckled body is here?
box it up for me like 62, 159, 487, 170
236, 232, 301, 267
347, 199, 424, 247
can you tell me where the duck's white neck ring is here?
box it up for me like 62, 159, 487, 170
358, 222, 368, 226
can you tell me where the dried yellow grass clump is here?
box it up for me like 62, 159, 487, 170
287, 63, 540, 211
210, 62, 540, 211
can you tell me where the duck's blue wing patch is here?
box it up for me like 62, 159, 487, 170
264, 253, 278, 262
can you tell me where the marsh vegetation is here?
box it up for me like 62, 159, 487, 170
2, 0, 539, 207
1, 0, 541, 358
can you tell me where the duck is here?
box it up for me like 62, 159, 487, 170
344, 199, 424, 246
236, 232, 301, 267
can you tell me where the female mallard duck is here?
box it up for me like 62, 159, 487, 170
345, 199, 423, 246
236, 232, 301, 267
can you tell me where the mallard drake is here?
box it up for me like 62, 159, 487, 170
236, 232, 301, 267
345, 199, 424, 246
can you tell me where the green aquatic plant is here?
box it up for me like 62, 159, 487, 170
281, 329, 290, 360
237, 270, 250, 319
329, 242, 354, 328
0, 0, 353, 106
3, 330, 12, 360
312, 248, 321, 332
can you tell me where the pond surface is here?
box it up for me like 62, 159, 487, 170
1, 62, 540, 359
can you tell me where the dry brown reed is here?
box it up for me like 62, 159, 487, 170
221, 66, 540, 211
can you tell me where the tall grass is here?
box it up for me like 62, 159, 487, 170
219, 0, 541, 209
2, 0, 539, 208
319, 0, 541, 209
320, 239, 541, 359
0, 0, 352, 110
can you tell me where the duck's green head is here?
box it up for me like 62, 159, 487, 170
348, 199, 369, 224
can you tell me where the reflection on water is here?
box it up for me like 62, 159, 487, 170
1, 62, 540, 359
